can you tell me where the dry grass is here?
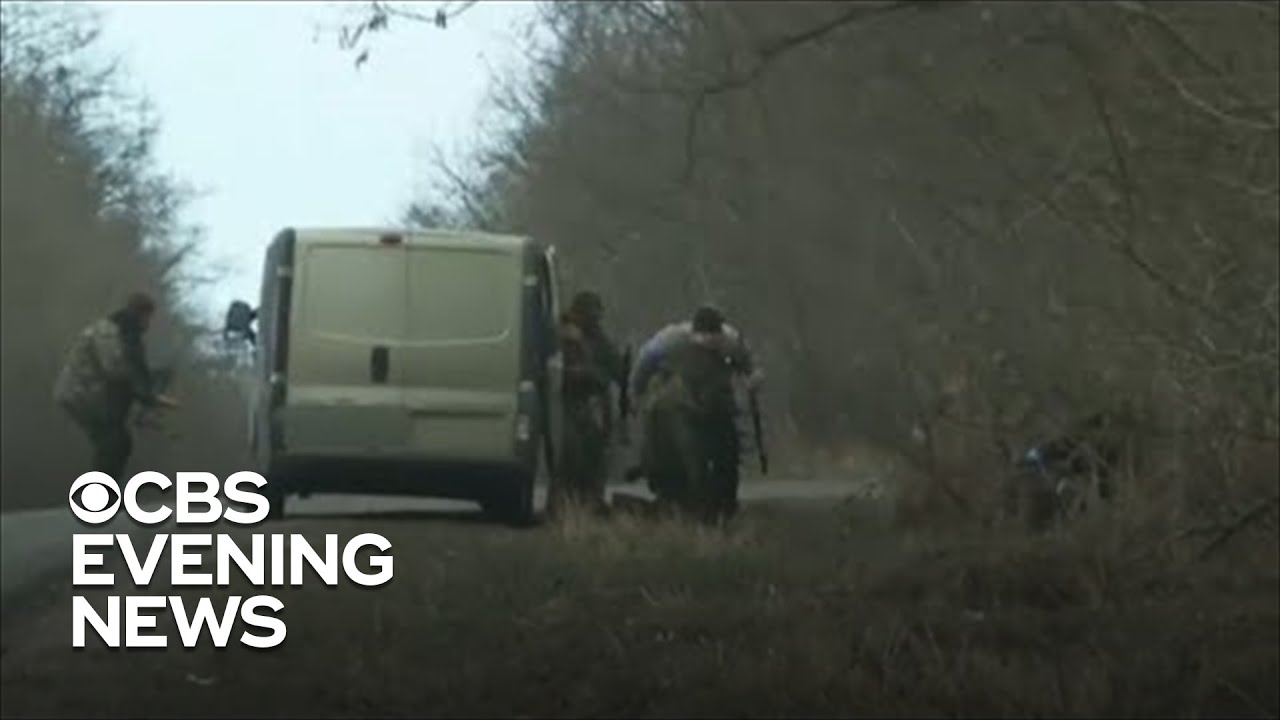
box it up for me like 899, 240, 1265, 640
1, 493, 1276, 719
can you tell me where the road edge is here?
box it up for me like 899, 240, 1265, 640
0, 510, 173, 633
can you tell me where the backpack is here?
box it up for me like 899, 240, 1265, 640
667, 341, 737, 417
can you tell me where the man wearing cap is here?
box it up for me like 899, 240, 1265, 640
628, 305, 764, 522
53, 292, 180, 480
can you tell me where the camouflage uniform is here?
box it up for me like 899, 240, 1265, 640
53, 309, 158, 480
550, 295, 626, 516
1009, 410, 1130, 531
631, 315, 755, 523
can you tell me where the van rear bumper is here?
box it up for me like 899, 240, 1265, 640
267, 454, 534, 503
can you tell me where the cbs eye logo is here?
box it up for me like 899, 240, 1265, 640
68, 472, 122, 524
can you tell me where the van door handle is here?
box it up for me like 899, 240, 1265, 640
370, 346, 389, 384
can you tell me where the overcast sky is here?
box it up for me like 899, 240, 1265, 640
94, 0, 538, 324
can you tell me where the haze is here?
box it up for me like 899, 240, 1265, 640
95, 0, 536, 323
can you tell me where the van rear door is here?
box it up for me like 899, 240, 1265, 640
398, 238, 524, 463
281, 236, 413, 456
541, 244, 564, 470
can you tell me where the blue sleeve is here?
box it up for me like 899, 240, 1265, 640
630, 335, 665, 395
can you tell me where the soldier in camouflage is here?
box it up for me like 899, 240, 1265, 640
629, 305, 763, 523
549, 290, 627, 518
53, 292, 179, 481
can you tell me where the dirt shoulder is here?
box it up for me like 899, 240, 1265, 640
1, 499, 1276, 718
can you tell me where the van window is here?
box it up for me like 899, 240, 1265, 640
301, 246, 405, 341
406, 247, 516, 342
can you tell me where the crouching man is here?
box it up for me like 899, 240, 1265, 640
628, 305, 763, 522
53, 292, 179, 481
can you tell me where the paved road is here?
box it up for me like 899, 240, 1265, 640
284, 476, 880, 517
0, 477, 877, 607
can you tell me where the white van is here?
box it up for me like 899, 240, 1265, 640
227, 227, 564, 525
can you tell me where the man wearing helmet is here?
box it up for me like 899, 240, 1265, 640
551, 290, 628, 517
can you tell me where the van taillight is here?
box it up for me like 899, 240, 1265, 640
380, 233, 403, 246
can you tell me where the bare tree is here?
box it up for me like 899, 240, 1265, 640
392, 0, 1276, 534
1, 3, 249, 510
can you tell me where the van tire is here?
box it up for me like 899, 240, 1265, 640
487, 472, 535, 527
263, 478, 287, 521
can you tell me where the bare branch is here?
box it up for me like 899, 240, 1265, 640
426, 144, 500, 229
679, 1, 935, 181
894, 44, 1258, 334
378, 0, 478, 28
1059, 28, 1139, 237
1197, 493, 1280, 560
888, 206, 943, 284
629, 0, 686, 39
1121, 10, 1279, 132
335, 0, 478, 66
1114, 0, 1277, 110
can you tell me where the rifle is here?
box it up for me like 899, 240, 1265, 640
737, 330, 768, 476
617, 343, 633, 445
747, 384, 768, 476
134, 364, 179, 439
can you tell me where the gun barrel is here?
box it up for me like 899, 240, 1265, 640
619, 345, 634, 418
748, 388, 768, 475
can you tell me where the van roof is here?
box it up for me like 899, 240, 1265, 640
288, 226, 534, 252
